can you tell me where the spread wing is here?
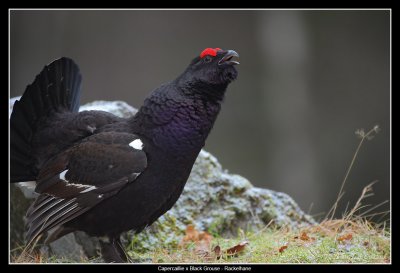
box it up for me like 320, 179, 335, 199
25, 132, 147, 244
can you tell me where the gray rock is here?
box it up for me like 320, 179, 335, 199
9, 98, 315, 262
10, 184, 33, 251
47, 233, 86, 261
9, 96, 21, 118
79, 100, 138, 118
125, 150, 315, 252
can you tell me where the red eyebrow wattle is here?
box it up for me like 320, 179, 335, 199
200, 48, 222, 58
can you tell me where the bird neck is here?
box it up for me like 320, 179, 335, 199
175, 75, 228, 104
130, 86, 222, 156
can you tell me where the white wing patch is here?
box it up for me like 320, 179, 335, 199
80, 185, 97, 193
59, 169, 97, 193
66, 183, 97, 192
129, 139, 143, 150
59, 170, 68, 181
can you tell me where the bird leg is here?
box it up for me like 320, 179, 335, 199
99, 236, 131, 263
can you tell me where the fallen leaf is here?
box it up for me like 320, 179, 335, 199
279, 245, 288, 253
34, 252, 42, 263
180, 225, 215, 259
337, 233, 353, 242
199, 231, 213, 245
214, 245, 222, 259
300, 232, 310, 241
226, 241, 249, 255
196, 231, 213, 254
180, 225, 213, 243
363, 241, 369, 247
180, 225, 199, 245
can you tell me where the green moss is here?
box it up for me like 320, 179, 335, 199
208, 216, 227, 238
126, 214, 184, 254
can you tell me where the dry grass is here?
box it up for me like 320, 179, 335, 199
130, 217, 389, 264
11, 219, 390, 264
141, 167, 390, 264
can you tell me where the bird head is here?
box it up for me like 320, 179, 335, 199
177, 48, 239, 93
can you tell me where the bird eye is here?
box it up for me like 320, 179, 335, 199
203, 56, 212, 63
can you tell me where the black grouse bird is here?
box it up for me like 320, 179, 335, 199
10, 48, 239, 262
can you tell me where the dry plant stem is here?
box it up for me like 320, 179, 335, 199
328, 126, 379, 220
14, 234, 42, 263
346, 181, 378, 220
246, 219, 274, 240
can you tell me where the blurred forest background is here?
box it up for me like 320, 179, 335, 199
10, 10, 390, 221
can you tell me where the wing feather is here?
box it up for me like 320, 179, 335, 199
25, 132, 147, 244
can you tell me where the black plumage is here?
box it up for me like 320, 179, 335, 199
10, 48, 239, 262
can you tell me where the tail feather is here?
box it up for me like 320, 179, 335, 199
10, 57, 82, 182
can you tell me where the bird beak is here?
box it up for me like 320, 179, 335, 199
218, 50, 240, 65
